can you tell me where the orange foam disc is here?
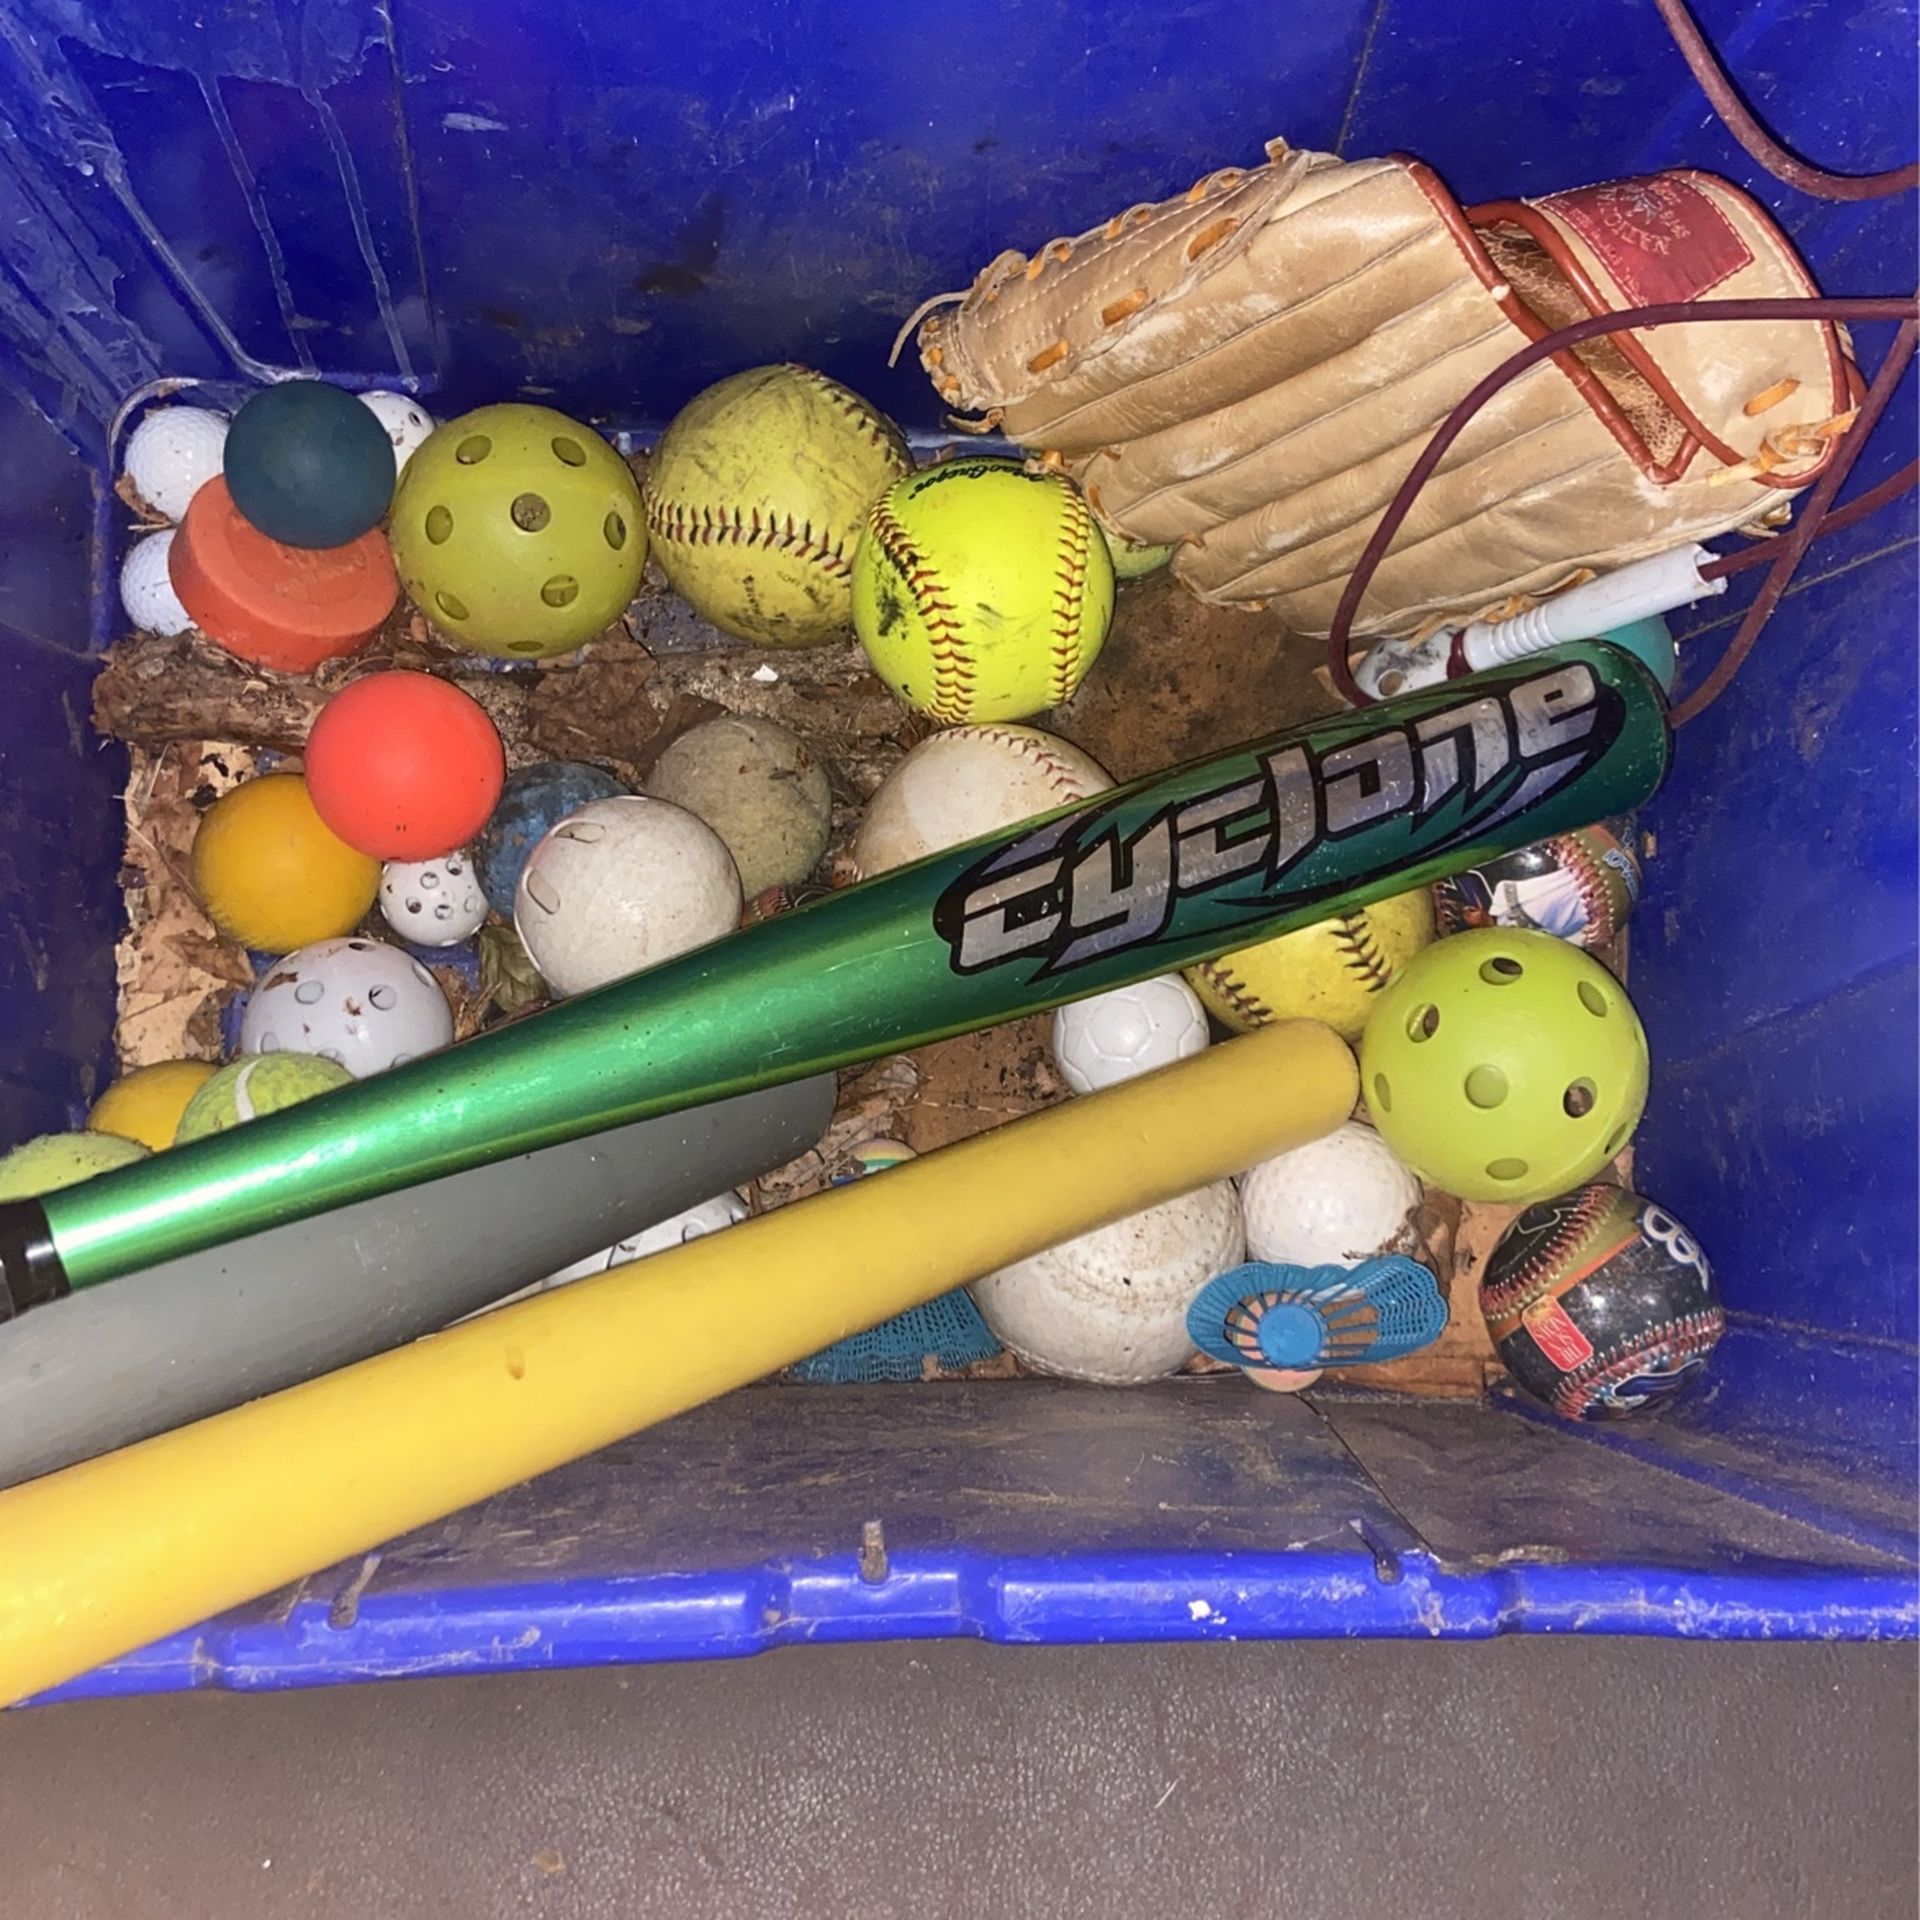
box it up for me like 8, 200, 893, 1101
170, 476, 399, 674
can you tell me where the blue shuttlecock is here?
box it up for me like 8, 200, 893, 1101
1187, 1257, 1447, 1374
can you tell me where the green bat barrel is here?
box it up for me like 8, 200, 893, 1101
0, 644, 1667, 1309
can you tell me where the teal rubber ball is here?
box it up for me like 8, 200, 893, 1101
224, 381, 397, 550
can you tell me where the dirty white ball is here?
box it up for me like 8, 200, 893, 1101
1238, 1121, 1422, 1268
646, 714, 834, 898
851, 724, 1111, 879
379, 850, 489, 947
536, 1190, 748, 1292
240, 935, 455, 1078
119, 529, 194, 636
121, 405, 228, 521
1052, 976, 1210, 1094
514, 795, 743, 997
971, 1182, 1245, 1384
358, 390, 437, 476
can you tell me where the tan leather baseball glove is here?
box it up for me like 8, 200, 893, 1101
909, 140, 1858, 639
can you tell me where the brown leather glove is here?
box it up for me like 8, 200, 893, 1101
913, 139, 1858, 638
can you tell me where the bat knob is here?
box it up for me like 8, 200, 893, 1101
0, 1201, 66, 1322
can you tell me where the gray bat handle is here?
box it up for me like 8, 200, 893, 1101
0, 1075, 833, 1489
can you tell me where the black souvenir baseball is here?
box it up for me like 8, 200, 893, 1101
1481, 1180, 1723, 1420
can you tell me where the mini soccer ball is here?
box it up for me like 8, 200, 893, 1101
1051, 976, 1210, 1094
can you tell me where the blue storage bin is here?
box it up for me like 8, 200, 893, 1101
1, 0, 1913, 1694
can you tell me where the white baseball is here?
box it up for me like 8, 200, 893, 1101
850, 724, 1111, 879
120, 529, 194, 636
1237, 1121, 1422, 1268
970, 1181, 1245, 1384
121, 405, 228, 522
241, 936, 455, 1078
358, 390, 437, 475
1051, 975, 1209, 1094
515, 795, 743, 997
380, 850, 489, 947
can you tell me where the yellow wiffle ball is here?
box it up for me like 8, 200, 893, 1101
852, 458, 1114, 724
1186, 887, 1437, 1044
644, 365, 910, 648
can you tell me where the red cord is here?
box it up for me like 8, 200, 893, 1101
1325, 297, 1920, 709
1700, 459, 1919, 580
1652, 0, 1920, 201
1670, 319, 1917, 725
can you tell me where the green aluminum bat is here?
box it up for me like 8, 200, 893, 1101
0, 644, 1668, 1314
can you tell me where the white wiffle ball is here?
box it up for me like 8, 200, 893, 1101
536, 1190, 749, 1292
515, 795, 742, 998
240, 936, 455, 1078
358, 390, 437, 475
1052, 975, 1210, 1094
379, 850, 489, 948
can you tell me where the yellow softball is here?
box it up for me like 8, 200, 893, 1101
1186, 887, 1437, 1044
852, 457, 1115, 724
643, 365, 911, 648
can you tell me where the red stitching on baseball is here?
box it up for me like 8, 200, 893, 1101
1049, 488, 1094, 707
968, 724, 1100, 800
783, 362, 910, 467
869, 496, 975, 723
1549, 829, 1617, 945
1330, 910, 1394, 992
1548, 1308, 1726, 1418
645, 496, 853, 578
1195, 959, 1271, 1027
1480, 1185, 1622, 1320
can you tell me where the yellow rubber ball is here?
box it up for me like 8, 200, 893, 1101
852, 458, 1115, 724
1187, 887, 1436, 1044
87, 1059, 219, 1152
644, 365, 911, 648
390, 404, 646, 659
191, 773, 380, 953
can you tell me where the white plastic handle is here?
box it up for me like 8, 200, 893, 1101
1463, 547, 1724, 667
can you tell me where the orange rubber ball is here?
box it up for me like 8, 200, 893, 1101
305, 671, 506, 861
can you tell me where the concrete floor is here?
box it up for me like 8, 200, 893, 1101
2, 1640, 1913, 1918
